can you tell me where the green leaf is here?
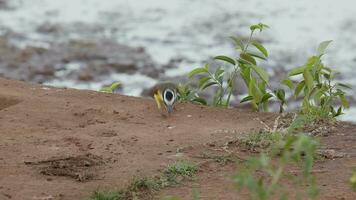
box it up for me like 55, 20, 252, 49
201, 81, 217, 90
334, 106, 343, 117
303, 69, 314, 92
100, 81, 122, 93
323, 73, 331, 80
350, 169, 356, 190
339, 94, 349, 108
251, 65, 269, 83
240, 95, 253, 103
214, 55, 236, 65
274, 89, 285, 101
323, 67, 332, 73
192, 97, 207, 105
258, 81, 267, 92
314, 86, 328, 103
188, 67, 208, 78
99, 87, 111, 93
261, 93, 273, 103
281, 79, 294, 90
240, 53, 257, 65
214, 67, 225, 80
337, 83, 352, 90
295, 80, 305, 97
230, 36, 245, 50
304, 56, 319, 69
288, 66, 306, 76
317, 40, 332, 55
198, 77, 211, 89
246, 51, 267, 60
109, 81, 121, 91
249, 78, 262, 103
250, 23, 270, 32
251, 40, 268, 57
240, 66, 251, 86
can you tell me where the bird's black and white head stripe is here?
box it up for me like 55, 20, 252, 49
163, 88, 176, 106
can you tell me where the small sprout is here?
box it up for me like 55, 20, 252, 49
100, 81, 122, 93
250, 22, 270, 32
351, 168, 356, 191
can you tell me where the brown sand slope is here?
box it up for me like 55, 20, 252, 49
0, 78, 355, 200
0, 78, 272, 199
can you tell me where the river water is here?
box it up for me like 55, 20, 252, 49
0, 0, 355, 121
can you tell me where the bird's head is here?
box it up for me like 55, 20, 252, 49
152, 83, 177, 113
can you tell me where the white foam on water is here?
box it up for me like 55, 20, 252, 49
2, 0, 356, 74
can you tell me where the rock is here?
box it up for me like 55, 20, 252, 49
0, 34, 162, 88
37, 22, 62, 34
78, 69, 94, 81
0, 0, 10, 10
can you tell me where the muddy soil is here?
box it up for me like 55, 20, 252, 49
0, 78, 355, 200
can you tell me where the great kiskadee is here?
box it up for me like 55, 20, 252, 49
150, 82, 177, 114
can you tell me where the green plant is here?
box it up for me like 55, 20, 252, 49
129, 177, 162, 192
285, 40, 351, 118
90, 190, 127, 200
161, 196, 181, 200
240, 130, 285, 151
189, 23, 276, 110
351, 168, 356, 191
165, 161, 198, 181
99, 81, 122, 93
176, 83, 207, 105
234, 134, 319, 200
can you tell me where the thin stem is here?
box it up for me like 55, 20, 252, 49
243, 30, 254, 52
267, 165, 284, 195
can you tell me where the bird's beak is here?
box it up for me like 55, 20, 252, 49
167, 105, 173, 113
154, 90, 163, 109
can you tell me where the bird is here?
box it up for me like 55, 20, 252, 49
149, 82, 178, 114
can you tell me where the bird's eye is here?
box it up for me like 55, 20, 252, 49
165, 91, 173, 101
163, 89, 175, 105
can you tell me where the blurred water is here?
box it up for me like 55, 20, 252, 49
0, 0, 355, 120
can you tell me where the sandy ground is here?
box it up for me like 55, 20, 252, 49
0, 78, 355, 200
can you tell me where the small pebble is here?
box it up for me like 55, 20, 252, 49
167, 125, 175, 129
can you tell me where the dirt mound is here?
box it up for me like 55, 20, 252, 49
0, 78, 355, 200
